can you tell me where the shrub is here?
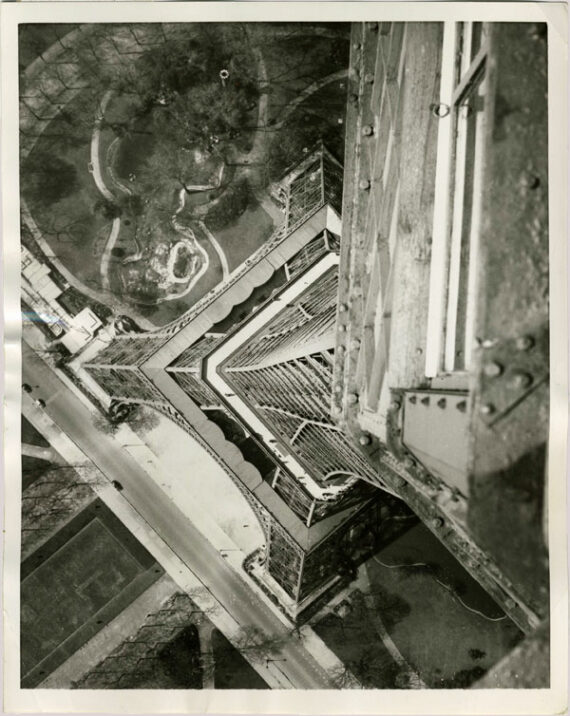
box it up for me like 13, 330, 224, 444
205, 178, 253, 231
21, 152, 79, 208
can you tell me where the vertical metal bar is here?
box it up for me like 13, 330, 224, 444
424, 22, 457, 378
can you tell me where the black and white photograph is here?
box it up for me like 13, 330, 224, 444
1, 2, 567, 713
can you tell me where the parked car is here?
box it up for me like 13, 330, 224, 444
111, 480, 124, 491
22, 383, 32, 394
34, 398, 46, 408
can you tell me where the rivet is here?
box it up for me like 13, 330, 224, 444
362, 125, 374, 137
397, 477, 407, 488
456, 400, 467, 413
515, 335, 534, 351
483, 361, 503, 378
351, 339, 361, 350
368, 21, 379, 32
403, 457, 414, 469
333, 384, 343, 394
480, 403, 495, 415
359, 434, 372, 446
337, 345, 346, 355
432, 517, 444, 529
391, 400, 401, 411
420, 396, 430, 406
416, 347, 423, 356
349, 93, 359, 104
339, 303, 348, 312
508, 372, 533, 390
505, 598, 516, 610
364, 73, 375, 84
359, 178, 371, 191
347, 393, 359, 405
437, 398, 447, 409
408, 395, 417, 404
352, 42, 361, 51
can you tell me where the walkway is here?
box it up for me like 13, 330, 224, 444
20, 200, 156, 331
272, 69, 349, 131
359, 566, 426, 688
21, 442, 65, 465
100, 218, 121, 291
198, 221, 229, 280
20, 29, 157, 331
40, 575, 178, 688
90, 91, 115, 203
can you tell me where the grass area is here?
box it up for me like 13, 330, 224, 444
364, 524, 523, 687
22, 90, 112, 288
21, 24, 348, 327
57, 286, 113, 322
261, 32, 350, 126
313, 523, 523, 689
21, 518, 142, 675
156, 625, 203, 688
212, 202, 275, 272
264, 80, 347, 185
20, 499, 162, 685
21, 456, 53, 491
21, 416, 49, 448
212, 630, 269, 689
18, 24, 78, 69
313, 600, 402, 688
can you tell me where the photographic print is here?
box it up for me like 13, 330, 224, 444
2, 3, 567, 713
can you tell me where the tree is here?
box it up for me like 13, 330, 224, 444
92, 411, 120, 435
232, 625, 287, 662
21, 151, 79, 208
205, 177, 253, 231
126, 406, 161, 433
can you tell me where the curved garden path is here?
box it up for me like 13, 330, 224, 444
198, 221, 229, 280
21, 199, 156, 331
272, 69, 349, 130
20, 28, 157, 329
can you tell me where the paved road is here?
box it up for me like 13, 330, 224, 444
22, 344, 335, 690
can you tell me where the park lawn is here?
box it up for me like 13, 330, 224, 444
364, 524, 523, 687
21, 416, 50, 448
212, 630, 269, 689
18, 24, 77, 69
23, 91, 113, 288
313, 604, 402, 688
261, 31, 350, 126
211, 202, 275, 272
20, 499, 163, 686
21, 517, 142, 676
21, 455, 53, 491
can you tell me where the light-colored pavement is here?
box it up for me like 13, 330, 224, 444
90, 90, 116, 203
273, 70, 349, 130
100, 218, 121, 291
22, 343, 341, 689
198, 221, 230, 280
21, 442, 64, 464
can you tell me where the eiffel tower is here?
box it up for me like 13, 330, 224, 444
80, 145, 407, 618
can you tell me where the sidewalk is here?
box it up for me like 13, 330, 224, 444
21, 396, 284, 690
23, 325, 356, 684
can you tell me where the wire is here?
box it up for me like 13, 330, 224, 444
372, 556, 508, 623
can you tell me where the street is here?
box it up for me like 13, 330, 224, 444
22, 343, 336, 690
